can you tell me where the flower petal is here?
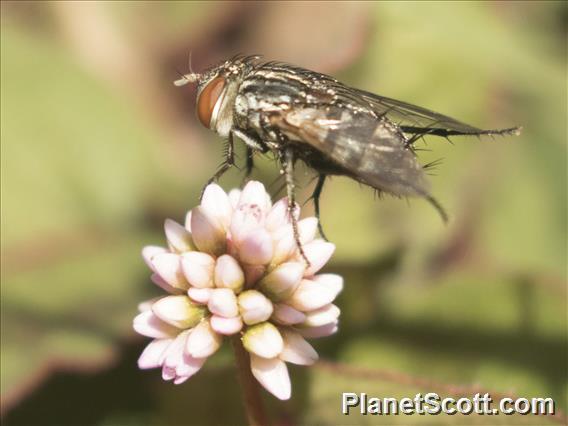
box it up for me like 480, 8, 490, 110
190, 206, 227, 256
258, 262, 305, 302
238, 180, 271, 213
208, 288, 239, 318
142, 246, 167, 272
270, 225, 296, 265
302, 240, 335, 276
296, 321, 338, 338
186, 319, 222, 358
187, 287, 212, 304
271, 304, 306, 325
181, 252, 215, 288
138, 297, 160, 313
242, 322, 283, 358
201, 183, 232, 230
210, 315, 243, 335
214, 255, 244, 292
151, 253, 188, 290
298, 217, 318, 244
239, 229, 274, 265
165, 219, 195, 253
288, 278, 339, 312
152, 295, 206, 329
151, 273, 183, 294
133, 311, 179, 339
302, 304, 340, 327
163, 329, 191, 369
175, 353, 207, 380
312, 273, 343, 297
228, 189, 242, 209
138, 338, 174, 369
250, 354, 291, 400
238, 290, 274, 325
265, 198, 292, 231
279, 329, 318, 365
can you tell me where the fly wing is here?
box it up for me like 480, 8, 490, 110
273, 106, 431, 197
335, 87, 521, 138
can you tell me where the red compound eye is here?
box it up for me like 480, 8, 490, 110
197, 77, 226, 128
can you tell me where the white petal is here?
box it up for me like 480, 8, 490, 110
238, 290, 274, 325
187, 287, 212, 304
302, 240, 335, 276
239, 229, 274, 265
250, 354, 291, 400
137, 297, 160, 313
242, 322, 283, 358
288, 278, 338, 312
163, 329, 191, 369
296, 321, 338, 338
302, 304, 340, 327
207, 288, 239, 318
165, 219, 195, 253
152, 295, 205, 329
151, 253, 188, 290
210, 315, 243, 335
312, 274, 343, 297
201, 183, 232, 230
133, 311, 179, 339
214, 255, 244, 292
186, 319, 222, 358
184, 211, 192, 230
271, 304, 306, 325
181, 251, 215, 288
190, 206, 227, 256
298, 217, 318, 244
175, 353, 207, 379
142, 246, 167, 272
279, 329, 318, 365
265, 198, 291, 231
151, 273, 182, 294
228, 189, 242, 209
137, 338, 173, 369
162, 366, 176, 381
238, 181, 271, 212
258, 262, 305, 302
270, 225, 296, 265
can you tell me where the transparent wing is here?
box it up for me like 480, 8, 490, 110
338, 87, 521, 138
272, 106, 431, 197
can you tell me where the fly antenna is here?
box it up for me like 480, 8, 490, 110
174, 51, 200, 86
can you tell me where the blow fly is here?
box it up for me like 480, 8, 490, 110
175, 55, 520, 261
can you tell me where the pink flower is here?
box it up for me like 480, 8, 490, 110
134, 181, 342, 400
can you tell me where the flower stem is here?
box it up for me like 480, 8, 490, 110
232, 336, 269, 426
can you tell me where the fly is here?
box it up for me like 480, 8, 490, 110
175, 54, 521, 263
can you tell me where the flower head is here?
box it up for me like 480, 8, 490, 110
133, 181, 342, 400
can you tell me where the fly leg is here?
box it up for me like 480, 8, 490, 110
244, 147, 254, 183
311, 174, 329, 241
282, 147, 310, 266
200, 131, 235, 200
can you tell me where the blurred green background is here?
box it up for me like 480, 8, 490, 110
1, 1, 566, 425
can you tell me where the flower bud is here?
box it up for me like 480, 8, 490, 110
214, 255, 244, 292
142, 246, 167, 271
151, 295, 206, 329
238, 290, 273, 325
187, 287, 212, 304
250, 354, 291, 400
133, 311, 179, 339
271, 304, 306, 325
181, 252, 215, 288
186, 319, 222, 358
190, 206, 226, 256
296, 321, 338, 338
258, 262, 304, 302
201, 183, 233, 230
208, 288, 239, 318
151, 253, 188, 290
288, 278, 339, 312
239, 229, 273, 265
302, 240, 335, 275
242, 322, 283, 358
210, 315, 243, 335
302, 304, 340, 327
164, 219, 195, 253
279, 329, 318, 365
